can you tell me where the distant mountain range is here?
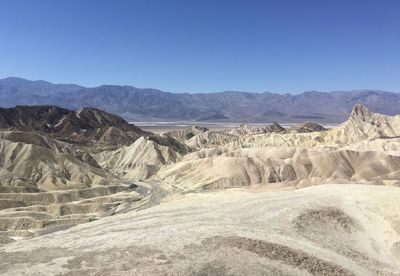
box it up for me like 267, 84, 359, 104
1, 77, 400, 123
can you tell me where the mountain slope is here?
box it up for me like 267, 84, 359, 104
0, 105, 149, 145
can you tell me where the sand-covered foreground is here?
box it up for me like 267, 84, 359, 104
1, 184, 399, 275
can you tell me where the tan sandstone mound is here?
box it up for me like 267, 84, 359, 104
95, 135, 190, 180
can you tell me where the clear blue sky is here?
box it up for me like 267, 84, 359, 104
0, 0, 399, 93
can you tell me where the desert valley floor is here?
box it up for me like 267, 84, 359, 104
1, 104, 400, 275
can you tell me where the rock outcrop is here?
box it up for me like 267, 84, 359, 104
164, 125, 209, 141
286, 121, 327, 133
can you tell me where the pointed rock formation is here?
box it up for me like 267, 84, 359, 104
338, 103, 400, 140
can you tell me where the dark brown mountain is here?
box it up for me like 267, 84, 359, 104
265, 122, 286, 133
286, 122, 327, 133
0, 105, 149, 145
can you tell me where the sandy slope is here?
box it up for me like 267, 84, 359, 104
1, 184, 399, 275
